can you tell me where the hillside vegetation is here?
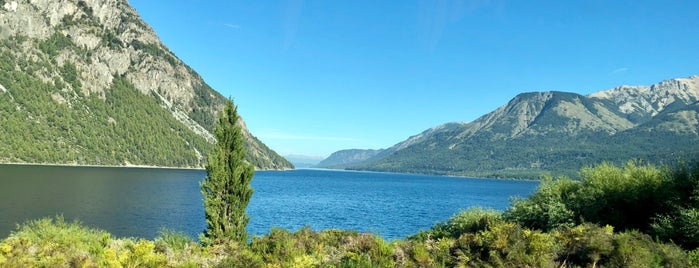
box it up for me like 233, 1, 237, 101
0, 41, 207, 167
0, 0, 292, 169
2, 160, 698, 267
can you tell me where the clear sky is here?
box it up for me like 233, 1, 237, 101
128, 0, 699, 158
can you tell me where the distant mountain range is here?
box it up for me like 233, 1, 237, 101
0, 0, 292, 169
284, 155, 325, 168
319, 76, 699, 179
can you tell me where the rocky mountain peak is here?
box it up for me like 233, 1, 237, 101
588, 76, 699, 120
2, 0, 172, 97
1, 0, 208, 127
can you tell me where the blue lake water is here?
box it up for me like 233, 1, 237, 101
0, 165, 539, 240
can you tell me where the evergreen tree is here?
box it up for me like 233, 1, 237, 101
200, 99, 254, 244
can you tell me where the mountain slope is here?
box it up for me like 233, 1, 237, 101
610, 101, 699, 158
0, 0, 292, 169
333, 76, 699, 178
316, 149, 385, 168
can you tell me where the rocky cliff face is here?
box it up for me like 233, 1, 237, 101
0, 0, 293, 169
589, 76, 699, 122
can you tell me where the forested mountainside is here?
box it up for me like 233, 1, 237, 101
0, 0, 292, 169
324, 76, 699, 178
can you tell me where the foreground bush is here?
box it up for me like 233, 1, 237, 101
0, 217, 217, 267
410, 211, 690, 267
505, 160, 699, 250
2, 215, 692, 267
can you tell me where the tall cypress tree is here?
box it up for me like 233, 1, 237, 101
200, 99, 254, 244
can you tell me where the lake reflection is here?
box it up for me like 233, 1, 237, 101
0, 165, 206, 239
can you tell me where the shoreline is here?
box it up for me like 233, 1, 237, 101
298, 167, 541, 181
0, 162, 205, 171
0, 162, 297, 172
1, 162, 535, 180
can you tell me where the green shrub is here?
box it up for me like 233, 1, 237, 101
400, 241, 433, 267
339, 234, 395, 267
555, 223, 615, 267
653, 242, 692, 268
689, 247, 699, 267
249, 227, 303, 264
155, 228, 195, 251
651, 161, 699, 249
411, 207, 502, 240
214, 244, 264, 268
573, 161, 666, 231
504, 176, 578, 231
455, 221, 557, 267
553, 225, 691, 268
246, 227, 400, 267
607, 230, 659, 267
506, 160, 697, 239
115, 239, 167, 267
0, 216, 111, 267
652, 208, 699, 250
0, 217, 213, 267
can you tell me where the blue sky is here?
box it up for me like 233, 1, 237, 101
129, 0, 699, 158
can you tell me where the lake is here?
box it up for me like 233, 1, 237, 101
0, 164, 539, 240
